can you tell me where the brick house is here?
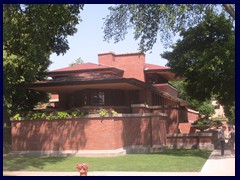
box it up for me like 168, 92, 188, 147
11, 52, 201, 156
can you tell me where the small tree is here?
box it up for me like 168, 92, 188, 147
69, 57, 84, 66
198, 101, 215, 119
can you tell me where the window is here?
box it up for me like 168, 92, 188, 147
91, 91, 105, 105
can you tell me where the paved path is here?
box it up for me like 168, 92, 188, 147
199, 149, 235, 176
3, 149, 235, 176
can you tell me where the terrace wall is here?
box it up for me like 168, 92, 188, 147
11, 114, 167, 153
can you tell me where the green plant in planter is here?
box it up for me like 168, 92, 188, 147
210, 120, 223, 127
99, 109, 108, 117
195, 121, 205, 125
108, 109, 118, 116
32, 112, 43, 119
46, 112, 57, 120
80, 110, 88, 117
13, 113, 20, 120
40, 112, 47, 119
57, 111, 70, 119
111, 109, 118, 116
25, 111, 33, 120
71, 111, 78, 118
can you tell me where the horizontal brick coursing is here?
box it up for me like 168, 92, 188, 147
11, 117, 167, 151
98, 53, 145, 81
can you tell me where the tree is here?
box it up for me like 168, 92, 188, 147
69, 57, 84, 66
162, 12, 235, 120
223, 4, 235, 19
103, 4, 235, 52
3, 4, 84, 121
170, 80, 215, 119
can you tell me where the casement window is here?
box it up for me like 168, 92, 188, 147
91, 91, 105, 105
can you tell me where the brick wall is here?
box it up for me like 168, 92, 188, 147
98, 52, 146, 81
178, 123, 192, 134
166, 108, 179, 134
11, 116, 167, 152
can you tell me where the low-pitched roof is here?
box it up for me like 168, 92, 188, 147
47, 62, 124, 77
145, 63, 183, 81
145, 63, 170, 70
50, 62, 108, 72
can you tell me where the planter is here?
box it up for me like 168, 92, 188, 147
191, 125, 211, 132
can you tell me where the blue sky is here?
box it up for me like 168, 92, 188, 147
49, 4, 176, 71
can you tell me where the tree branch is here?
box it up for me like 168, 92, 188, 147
222, 4, 235, 19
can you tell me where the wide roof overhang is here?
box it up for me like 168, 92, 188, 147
27, 78, 149, 94
144, 69, 184, 81
27, 78, 187, 106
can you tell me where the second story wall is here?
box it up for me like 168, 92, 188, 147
98, 52, 146, 81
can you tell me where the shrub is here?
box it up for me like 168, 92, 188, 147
99, 109, 108, 117
13, 113, 20, 120
57, 111, 70, 119
46, 112, 57, 120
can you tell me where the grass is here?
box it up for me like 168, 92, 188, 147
3, 149, 211, 172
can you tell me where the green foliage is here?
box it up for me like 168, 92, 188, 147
71, 110, 88, 117
12, 109, 117, 120
80, 110, 88, 117
12, 109, 90, 121
162, 12, 235, 120
170, 80, 215, 119
69, 57, 84, 66
99, 108, 118, 117
71, 111, 78, 118
198, 102, 215, 119
194, 120, 206, 125
224, 105, 235, 124
46, 112, 57, 120
13, 113, 20, 120
193, 118, 223, 127
99, 109, 108, 117
57, 111, 70, 119
32, 112, 46, 119
3, 4, 84, 119
103, 4, 234, 51
111, 109, 118, 116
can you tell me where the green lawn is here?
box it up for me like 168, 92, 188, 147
3, 149, 211, 172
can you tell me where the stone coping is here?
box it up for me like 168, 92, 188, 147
10, 148, 127, 157
10, 146, 166, 157
131, 104, 178, 109
10, 112, 168, 121
167, 133, 213, 137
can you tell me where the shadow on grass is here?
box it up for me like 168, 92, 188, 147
135, 149, 212, 159
3, 155, 69, 171
3, 149, 212, 171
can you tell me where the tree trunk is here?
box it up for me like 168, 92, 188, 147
223, 4, 235, 19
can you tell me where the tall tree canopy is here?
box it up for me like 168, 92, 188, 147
162, 11, 235, 120
169, 80, 215, 119
103, 4, 235, 51
3, 4, 84, 119
103, 4, 235, 121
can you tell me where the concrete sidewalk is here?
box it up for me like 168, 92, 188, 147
199, 149, 235, 176
3, 149, 235, 176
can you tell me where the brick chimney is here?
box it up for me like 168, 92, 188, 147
98, 52, 146, 81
